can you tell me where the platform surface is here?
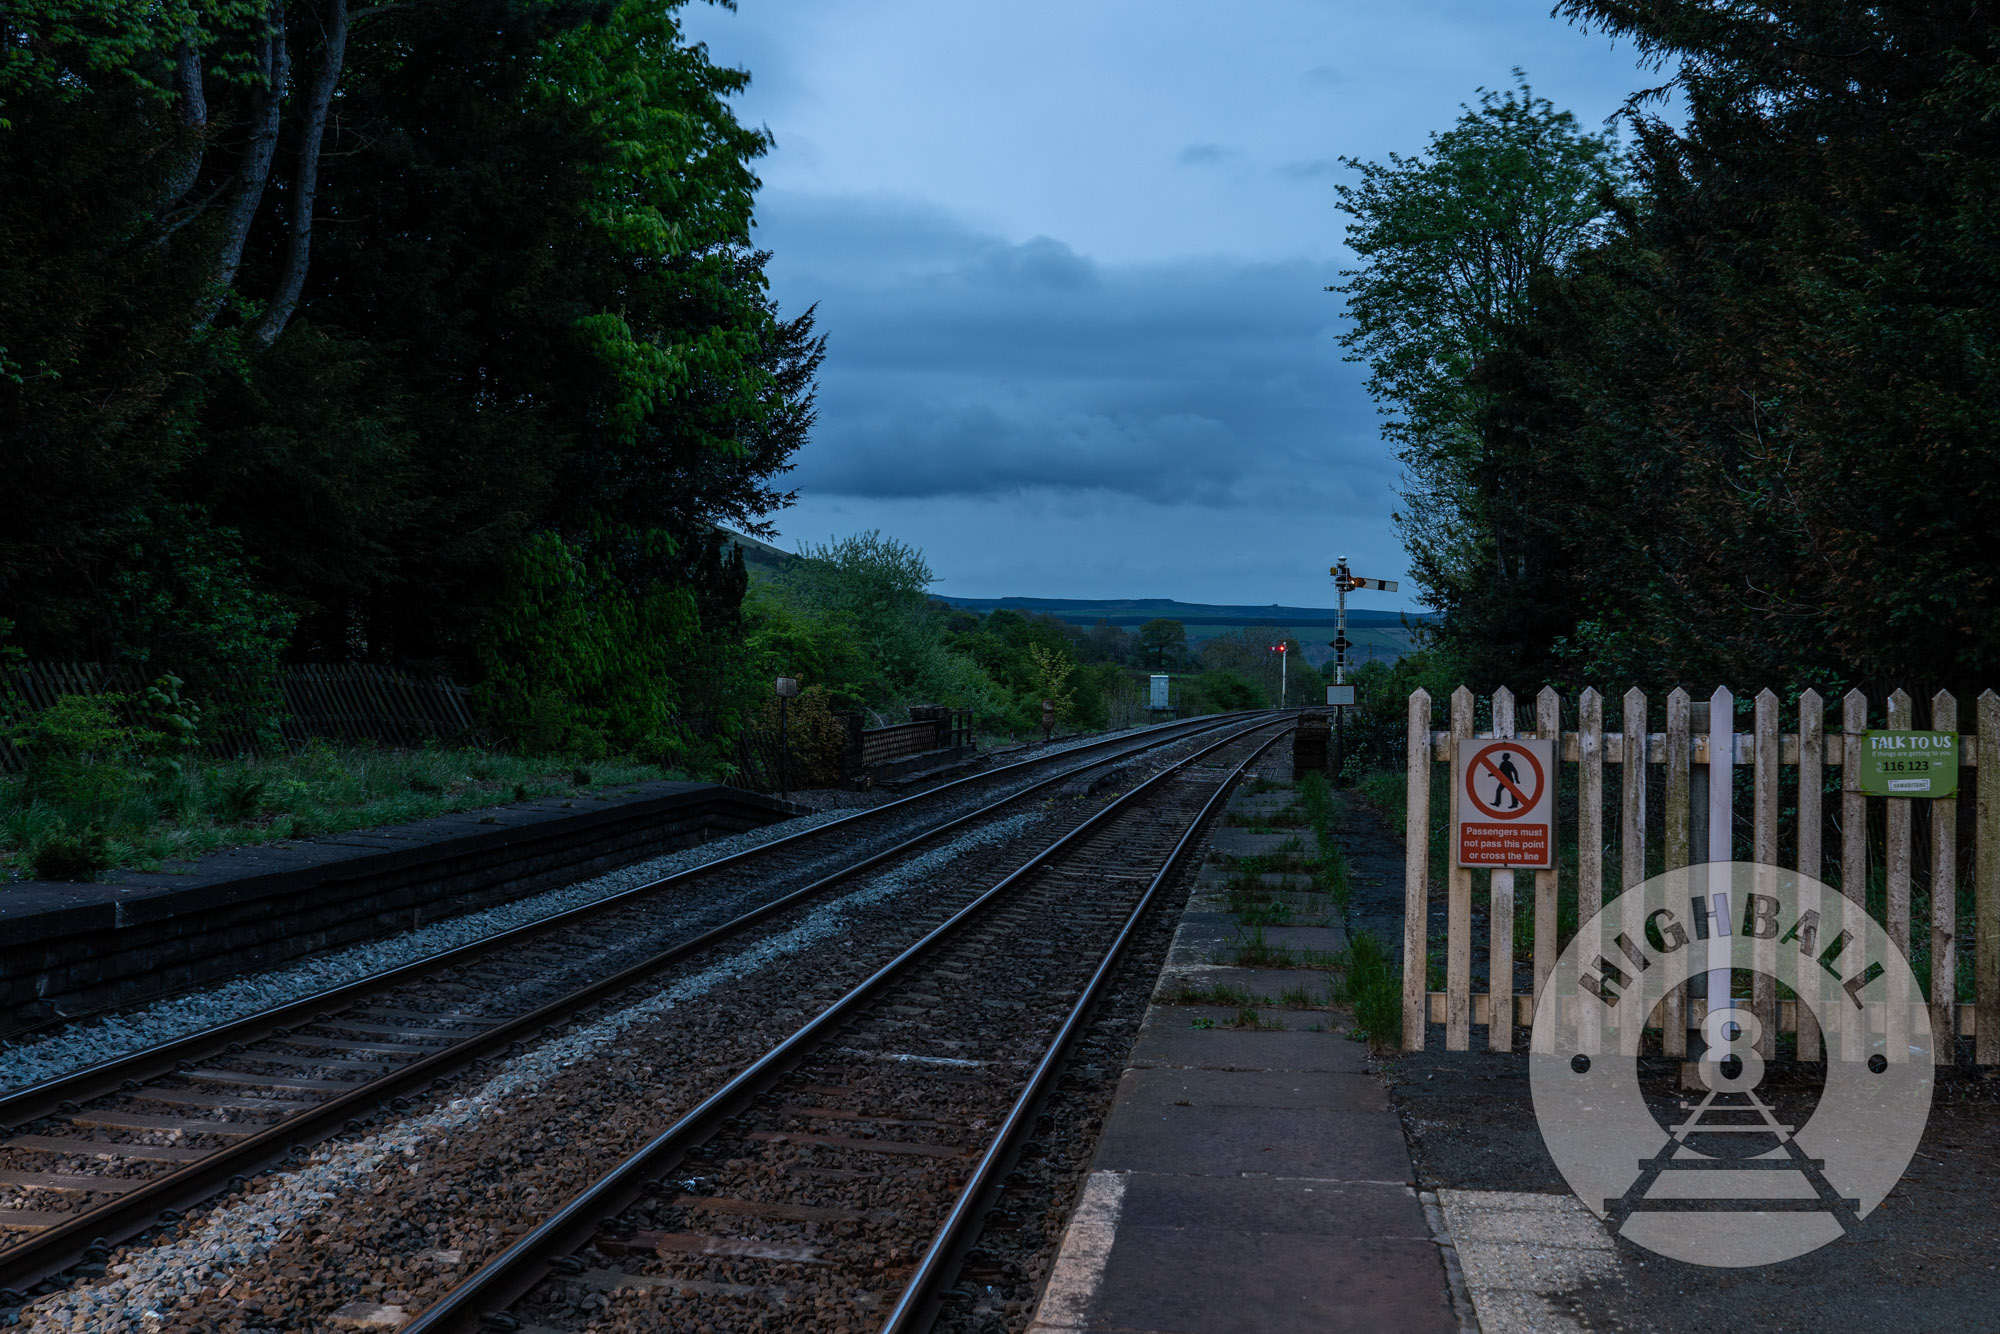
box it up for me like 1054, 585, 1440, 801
1028, 753, 1461, 1334
0, 780, 800, 941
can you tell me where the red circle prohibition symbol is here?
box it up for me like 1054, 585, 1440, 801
1466, 742, 1545, 820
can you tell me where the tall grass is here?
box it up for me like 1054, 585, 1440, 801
1333, 928, 1403, 1050
1298, 771, 1353, 912
2, 743, 670, 881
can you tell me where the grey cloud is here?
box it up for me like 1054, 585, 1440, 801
1277, 158, 1346, 180
756, 195, 1392, 509
972, 235, 1095, 289
1175, 143, 1229, 165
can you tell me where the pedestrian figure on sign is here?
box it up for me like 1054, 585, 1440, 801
1494, 751, 1522, 810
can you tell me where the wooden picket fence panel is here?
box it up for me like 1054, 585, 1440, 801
1, 662, 477, 770
1403, 684, 1999, 1063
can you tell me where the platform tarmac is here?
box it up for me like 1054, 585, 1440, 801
1027, 750, 1467, 1334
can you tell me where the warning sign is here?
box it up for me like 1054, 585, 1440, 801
1455, 737, 1554, 868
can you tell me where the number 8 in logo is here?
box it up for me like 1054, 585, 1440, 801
1698, 1007, 1765, 1094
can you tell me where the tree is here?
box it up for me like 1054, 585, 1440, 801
1028, 643, 1076, 724
1138, 618, 1187, 668
2, 0, 821, 734
1333, 74, 1622, 658
1460, 2, 2000, 691
1080, 618, 1134, 665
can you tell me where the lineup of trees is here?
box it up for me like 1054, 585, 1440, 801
1339, 4, 2000, 697
740, 534, 1290, 740
1, 0, 817, 764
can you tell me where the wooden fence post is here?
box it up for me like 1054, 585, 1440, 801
1797, 689, 1825, 1062
1978, 691, 2000, 1065
1404, 688, 1432, 1052
1886, 689, 1915, 1062
1577, 688, 1604, 1057
1932, 690, 1959, 1060
1754, 688, 1780, 1058
1534, 686, 1563, 1004
1663, 688, 1691, 1058
1447, 686, 1475, 1051
1842, 689, 1870, 1062
1621, 687, 1649, 1057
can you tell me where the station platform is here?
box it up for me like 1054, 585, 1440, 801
0, 780, 801, 1036
1028, 752, 1468, 1334
1052, 742, 2000, 1334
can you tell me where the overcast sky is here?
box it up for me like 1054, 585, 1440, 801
681, 0, 1665, 610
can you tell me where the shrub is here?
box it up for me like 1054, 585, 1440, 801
216, 774, 269, 820
475, 531, 698, 760
9, 693, 143, 811
29, 823, 115, 881
1192, 668, 1268, 711
763, 684, 852, 786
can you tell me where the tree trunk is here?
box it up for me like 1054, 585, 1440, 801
212, 1, 289, 302
252, 0, 348, 346
162, 36, 209, 206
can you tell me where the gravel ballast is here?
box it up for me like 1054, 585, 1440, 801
0, 809, 851, 1095
10, 812, 1045, 1333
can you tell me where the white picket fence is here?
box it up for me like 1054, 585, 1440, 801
1401, 685, 1997, 1061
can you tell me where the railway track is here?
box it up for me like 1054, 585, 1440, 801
0, 711, 1273, 1299
394, 719, 1287, 1334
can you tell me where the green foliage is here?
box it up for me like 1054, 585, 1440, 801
475, 532, 699, 760
1028, 643, 1076, 723
1190, 669, 1267, 711
765, 684, 851, 787
9, 692, 142, 810
1357, 11, 2000, 694
217, 773, 267, 821
1197, 627, 1298, 704
139, 674, 203, 765
0, 742, 666, 878
1334, 72, 1623, 664
1335, 929, 1404, 1050
774, 532, 940, 700
1, 0, 817, 752
1138, 618, 1187, 667
28, 822, 116, 881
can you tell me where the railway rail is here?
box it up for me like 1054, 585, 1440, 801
0, 711, 1271, 1298
396, 718, 1287, 1334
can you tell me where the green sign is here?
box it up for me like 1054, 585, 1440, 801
1859, 730, 1959, 797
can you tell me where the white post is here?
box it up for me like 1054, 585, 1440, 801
1709, 687, 1736, 1034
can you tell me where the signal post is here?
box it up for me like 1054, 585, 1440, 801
1328, 557, 1397, 782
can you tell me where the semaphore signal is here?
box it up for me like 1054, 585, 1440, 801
1326, 557, 1398, 774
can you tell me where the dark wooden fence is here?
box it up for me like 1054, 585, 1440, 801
1, 662, 477, 772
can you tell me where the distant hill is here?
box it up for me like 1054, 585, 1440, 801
938, 596, 1419, 630
718, 532, 1427, 667
723, 529, 794, 577
938, 596, 1430, 668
